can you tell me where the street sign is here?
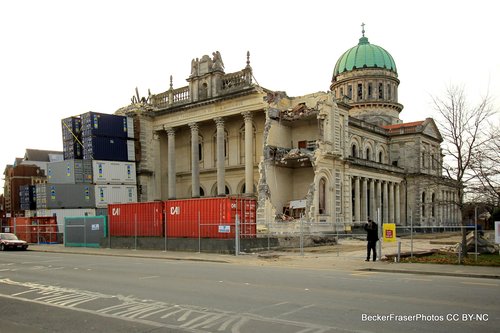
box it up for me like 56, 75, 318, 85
383, 223, 396, 242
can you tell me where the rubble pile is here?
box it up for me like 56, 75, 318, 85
440, 232, 499, 254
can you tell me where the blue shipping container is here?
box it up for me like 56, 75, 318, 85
83, 136, 135, 162
61, 117, 82, 142
63, 139, 83, 160
81, 112, 133, 139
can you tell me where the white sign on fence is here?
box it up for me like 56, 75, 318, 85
218, 225, 230, 233
91, 224, 100, 231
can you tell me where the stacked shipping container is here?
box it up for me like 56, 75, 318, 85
62, 117, 82, 160
80, 112, 135, 162
107, 197, 257, 239
19, 185, 36, 211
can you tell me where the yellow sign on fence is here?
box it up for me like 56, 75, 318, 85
383, 223, 396, 242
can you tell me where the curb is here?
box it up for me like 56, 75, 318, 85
360, 268, 500, 280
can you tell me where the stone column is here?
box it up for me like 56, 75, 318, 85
389, 182, 394, 223
376, 180, 382, 222
354, 176, 361, 223
370, 179, 376, 220
189, 123, 200, 198
214, 117, 225, 196
153, 131, 162, 200
242, 112, 254, 194
383, 181, 388, 224
361, 178, 368, 222
395, 183, 401, 225
165, 126, 176, 199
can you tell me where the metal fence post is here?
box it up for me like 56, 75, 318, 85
300, 214, 304, 257
235, 214, 240, 256
134, 213, 137, 251
474, 207, 478, 263
410, 210, 413, 259
377, 208, 381, 260
83, 216, 87, 248
198, 211, 201, 254
164, 212, 167, 252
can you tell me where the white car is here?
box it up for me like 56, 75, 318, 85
0, 233, 29, 251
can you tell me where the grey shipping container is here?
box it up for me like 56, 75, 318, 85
36, 184, 95, 209
47, 159, 93, 184
64, 216, 107, 247
92, 160, 136, 184
94, 185, 137, 208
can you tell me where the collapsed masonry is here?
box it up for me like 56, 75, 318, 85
258, 91, 333, 227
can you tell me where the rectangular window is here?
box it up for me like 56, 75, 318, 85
347, 85, 352, 99
379, 83, 384, 99
368, 83, 372, 98
387, 84, 391, 99
357, 83, 363, 100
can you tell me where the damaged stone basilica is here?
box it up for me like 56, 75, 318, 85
117, 31, 461, 232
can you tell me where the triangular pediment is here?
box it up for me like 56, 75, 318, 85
421, 118, 443, 142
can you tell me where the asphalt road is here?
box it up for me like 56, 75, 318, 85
0, 251, 498, 333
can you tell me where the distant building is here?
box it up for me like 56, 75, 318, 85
116, 29, 460, 231
2, 149, 62, 217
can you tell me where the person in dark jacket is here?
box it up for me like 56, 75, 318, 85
364, 218, 379, 261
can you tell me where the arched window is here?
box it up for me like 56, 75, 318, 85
378, 83, 384, 99
378, 151, 383, 163
431, 193, 435, 217
319, 178, 326, 214
200, 83, 208, 99
366, 148, 371, 161
422, 192, 426, 217
351, 144, 358, 158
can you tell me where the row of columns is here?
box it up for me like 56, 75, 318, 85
163, 112, 254, 199
440, 190, 459, 224
352, 176, 401, 224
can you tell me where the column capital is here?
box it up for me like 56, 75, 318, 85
214, 117, 225, 128
188, 122, 199, 132
241, 111, 253, 122
164, 126, 175, 136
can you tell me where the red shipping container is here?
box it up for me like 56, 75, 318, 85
108, 202, 164, 236
8, 217, 58, 243
165, 197, 256, 239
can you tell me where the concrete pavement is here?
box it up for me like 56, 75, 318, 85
27, 242, 500, 280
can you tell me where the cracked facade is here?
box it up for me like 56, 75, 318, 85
116, 33, 461, 233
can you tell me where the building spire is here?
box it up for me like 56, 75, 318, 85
361, 22, 365, 37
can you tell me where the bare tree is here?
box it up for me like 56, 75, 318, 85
432, 85, 497, 256
470, 122, 500, 206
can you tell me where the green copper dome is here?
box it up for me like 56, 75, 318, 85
333, 35, 397, 77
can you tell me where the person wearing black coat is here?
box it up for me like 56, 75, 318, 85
364, 219, 379, 261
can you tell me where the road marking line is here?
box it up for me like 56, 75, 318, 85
139, 275, 160, 280
461, 282, 498, 287
160, 308, 184, 319
179, 313, 211, 327
0, 269, 11, 272
10, 290, 36, 297
278, 304, 315, 317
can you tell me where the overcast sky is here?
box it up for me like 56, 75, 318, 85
1, 0, 498, 188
